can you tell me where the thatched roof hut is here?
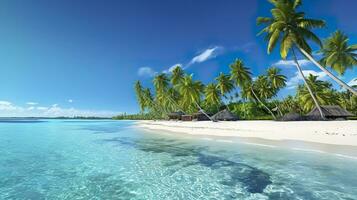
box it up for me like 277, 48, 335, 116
181, 115, 193, 121
307, 105, 353, 120
168, 111, 185, 120
212, 109, 239, 121
278, 112, 305, 121
192, 110, 211, 121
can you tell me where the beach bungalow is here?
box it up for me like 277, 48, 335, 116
307, 105, 353, 120
279, 112, 305, 121
168, 111, 185, 120
212, 109, 239, 121
192, 110, 211, 121
181, 115, 193, 121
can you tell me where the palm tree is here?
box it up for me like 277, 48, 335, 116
153, 73, 170, 110
297, 74, 337, 112
229, 59, 253, 116
266, 67, 287, 116
257, 0, 326, 118
229, 59, 252, 88
320, 30, 357, 76
176, 75, 204, 113
215, 73, 234, 99
266, 67, 286, 91
204, 83, 221, 112
134, 81, 145, 113
171, 66, 185, 86
252, 76, 277, 119
259, 0, 357, 97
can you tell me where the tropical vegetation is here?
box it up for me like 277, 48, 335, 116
115, 0, 357, 120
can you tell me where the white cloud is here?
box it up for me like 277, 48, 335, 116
26, 102, 38, 105
0, 101, 119, 118
274, 59, 312, 67
68, 99, 73, 103
137, 67, 157, 77
0, 101, 21, 111
0, 101, 12, 106
37, 106, 48, 110
189, 46, 222, 65
348, 78, 357, 86
286, 70, 327, 89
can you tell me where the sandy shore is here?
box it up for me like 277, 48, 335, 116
136, 120, 357, 147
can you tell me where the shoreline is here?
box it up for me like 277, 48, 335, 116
135, 120, 357, 157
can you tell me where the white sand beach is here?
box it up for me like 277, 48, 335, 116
136, 120, 357, 147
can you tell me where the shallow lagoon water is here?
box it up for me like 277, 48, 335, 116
0, 120, 356, 199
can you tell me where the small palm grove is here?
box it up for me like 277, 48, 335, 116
115, 0, 357, 120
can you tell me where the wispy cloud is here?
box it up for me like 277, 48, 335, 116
26, 102, 38, 105
137, 67, 157, 77
138, 46, 223, 78
188, 46, 222, 66
68, 99, 73, 103
286, 70, 327, 89
0, 101, 119, 117
273, 59, 312, 67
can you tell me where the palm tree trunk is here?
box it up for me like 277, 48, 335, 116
250, 87, 276, 120
292, 47, 325, 119
298, 47, 357, 96
194, 101, 216, 122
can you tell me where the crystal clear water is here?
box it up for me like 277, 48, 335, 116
0, 120, 356, 200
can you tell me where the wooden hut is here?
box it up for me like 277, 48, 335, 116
168, 111, 185, 120
192, 110, 211, 121
278, 112, 305, 121
181, 115, 193, 121
307, 105, 353, 120
212, 109, 239, 121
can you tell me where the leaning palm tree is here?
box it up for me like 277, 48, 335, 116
257, 0, 326, 118
297, 74, 337, 112
259, 0, 356, 98
320, 30, 357, 76
176, 75, 214, 121
134, 81, 145, 113
252, 76, 277, 119
204, 83, 222, 112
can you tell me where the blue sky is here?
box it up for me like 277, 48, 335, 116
0, 0, 356, 117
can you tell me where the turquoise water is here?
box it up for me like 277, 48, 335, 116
0, 120, 356, 200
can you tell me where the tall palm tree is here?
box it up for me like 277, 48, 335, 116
266, 67, 287, 116
134, 81, 145, 113
258, 0, 356, 98
176, 75, 204, 113
297, 74, 337, 112
266, 67, 287, 91
257, 0, 326, 118
229, 59, 252, 117
153, 73, 170, 110
204, 83, 221, 112
171, 66, 185, 86
229, 59, 252, 88
215, 73, 234, 99
252, 76, 277, 119
320, 30, 357, 76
